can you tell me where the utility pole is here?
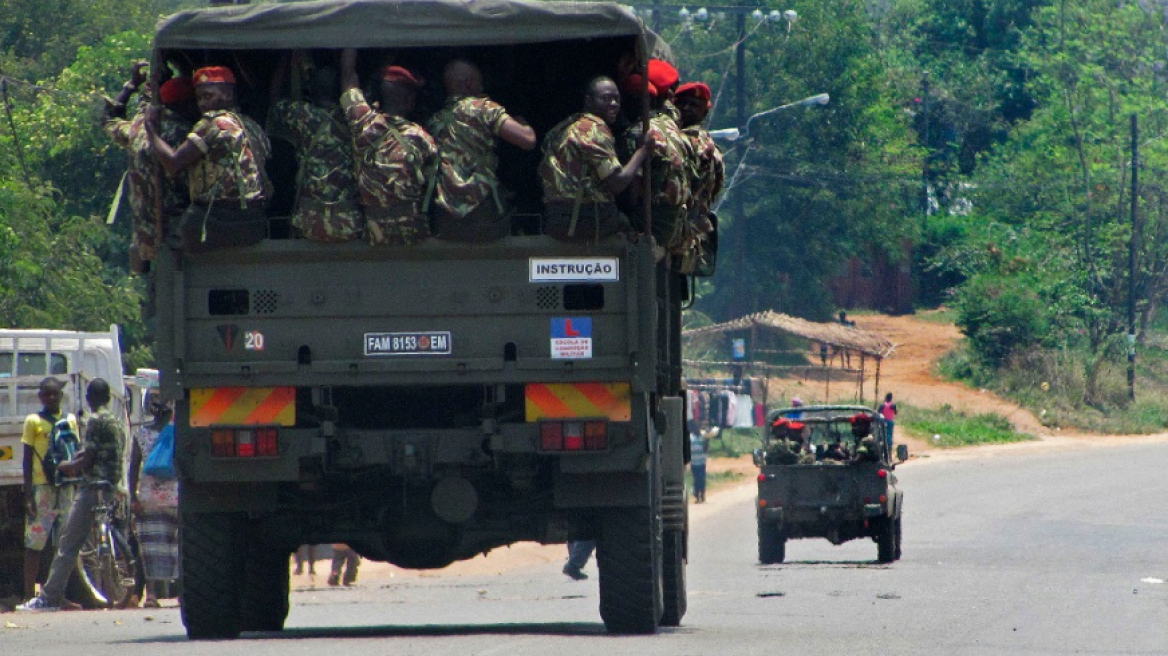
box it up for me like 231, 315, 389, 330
733, 11, 748, 317
1128, 113, 1138, 401
920, 71, 930, 229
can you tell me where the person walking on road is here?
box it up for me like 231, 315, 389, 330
880, 392, 898, 452
128, 395, 179, 608
690, 429, 709, 503
563, 540, 595, 580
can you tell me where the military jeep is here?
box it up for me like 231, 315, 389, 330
754, 405, 904, 564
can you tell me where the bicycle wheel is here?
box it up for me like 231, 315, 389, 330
78, 516, 136, 608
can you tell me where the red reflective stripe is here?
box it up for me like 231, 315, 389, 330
192, 388, 247, 426
243, 388, 295, 424
526, 384, 575, 418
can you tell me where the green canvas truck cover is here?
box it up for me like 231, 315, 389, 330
154, 0, 672, 59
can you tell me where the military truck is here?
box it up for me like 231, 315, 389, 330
0, 326, 130, 602
754, 405, 904, 564
152, 0, 702, 639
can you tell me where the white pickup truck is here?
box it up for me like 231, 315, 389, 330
0, 326, 127, 601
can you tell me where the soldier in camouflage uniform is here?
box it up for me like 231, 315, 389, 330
540, 76, 653, 242
103, 62, 198, 272
268, 59, 363, 242
620, 60, 695, 249
340, 49, 438, 246
17, 379, 125, 613
675, 81, 723, 235
147, 66, 272, 254
428, 59, 536, 241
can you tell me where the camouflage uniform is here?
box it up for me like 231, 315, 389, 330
626, 111, 694, 247
341, 88, 439, 245
853, 436, 881, 463
428, 95, 513, 239
186, 109, 273, 206
103, 100, 192, 262
175, 109, 272, 253
268, 99, 363, 242
82, 407, 125, 487
683, 124, 724, 219
766, 438, 813, 465
539, 113, 629, 241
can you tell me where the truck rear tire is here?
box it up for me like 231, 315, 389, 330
181, 512, 245, 640
758, 520, 785, 565
876, 517, 896, 564
597, 506, 663, 634
659, 528, 686, 626
239, 538, 291, 632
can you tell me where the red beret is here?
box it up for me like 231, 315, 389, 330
647, 59, 679, 91
619, 74, 657, 97
787, 421, 805, 431
193, 66, 235, 86
381, 65, 424, 89
850, 413, 872, 425
676, 82, 712, 106
159, 77, 195, 105
771, 416, 789, 428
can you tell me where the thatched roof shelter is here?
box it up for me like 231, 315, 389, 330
683, 310, 895, 358
682, 310, 896, 405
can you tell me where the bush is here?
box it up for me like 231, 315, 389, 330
953, 274, 1049, 366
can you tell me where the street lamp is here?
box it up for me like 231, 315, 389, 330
709, 93, 830, 142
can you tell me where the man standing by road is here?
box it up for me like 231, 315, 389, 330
880, 393, 898, 452
19, 378, 80, 603
147, 65, 272, 253
18, 379, 125, 612
428, 59, 536, 241
340, 49, 438, 245
540, 76, 653, 241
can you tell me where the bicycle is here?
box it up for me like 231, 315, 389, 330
77, 484, 138, 608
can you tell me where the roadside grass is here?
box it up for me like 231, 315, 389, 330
707, 427, 763, 458
938, 340, 1168, 434
899, 402, 1035, 447
910, 307, 959, 325
685, 469, 747, 494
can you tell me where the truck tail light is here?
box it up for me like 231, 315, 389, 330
877, 469, 887, 478
540, 420, 607, 452
210, 427, 280, 458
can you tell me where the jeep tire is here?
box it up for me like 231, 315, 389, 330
660, 528, 686, 626
758, 520, 785, 565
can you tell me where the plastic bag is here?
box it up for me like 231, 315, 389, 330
142, 424, 176, 479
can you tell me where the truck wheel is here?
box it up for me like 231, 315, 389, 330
181, 512, 245, 640
239, 539, 291, 632
597, 506, 663, 634
659, 529, 687, 626
893, 516, 903, 561
758, 520, 785, 564
876, 518, 896, 564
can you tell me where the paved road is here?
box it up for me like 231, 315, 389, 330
7, 441, 1168, 655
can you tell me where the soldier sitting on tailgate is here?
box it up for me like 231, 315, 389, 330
849, 413, 881, 463
766, 418, 813, 465
147, 65, 273, 254
428, 59, 536, 241
267, 51, 363, 242
340, 48, 439, 246
539, 76, 653, 242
